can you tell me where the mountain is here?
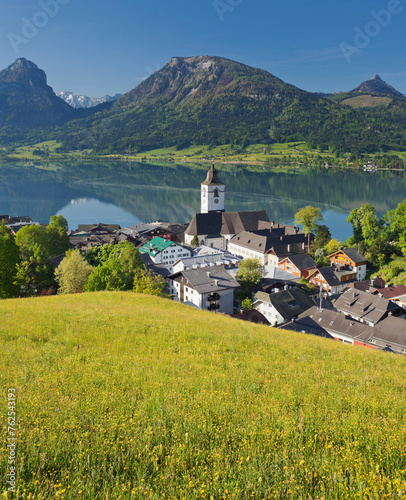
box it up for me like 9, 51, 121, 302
0, 58, 74, 129
57, 91, 122, 109
0, 56, 405, 154
59, 55, 406, 154
351, 74, 404, 98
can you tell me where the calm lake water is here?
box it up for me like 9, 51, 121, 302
1, 161, 406, 241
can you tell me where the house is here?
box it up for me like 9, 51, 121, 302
233, 309, 270, 326
278, 253, 317, 279
333, 288, 403, 326
345, 277, 386, 293
328, 248, 368, 281
184, 163, 271, 249
1, 215, 35, 234
169, 265, 240, 316
253, 288, 314, 326
69, 223, 122, 252
124, 221, 187, 242
139, 237, 192, 268
228, 229, 310, 266
376, 285, 406, 309
139, 253, 172, 279
284, 306, 406, 354
77, 223, 121, 234
307, 266, 358, 295
169, 248, 241, 274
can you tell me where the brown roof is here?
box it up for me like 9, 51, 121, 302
234, 309, 270, 325
201, 163, 225, 186
378, 285, 406, 300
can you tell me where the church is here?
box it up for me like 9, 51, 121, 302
184, 163, 271, 250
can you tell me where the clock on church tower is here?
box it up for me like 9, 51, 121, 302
201, 162, 225, 213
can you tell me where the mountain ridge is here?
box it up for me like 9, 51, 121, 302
0, 56, 405, 154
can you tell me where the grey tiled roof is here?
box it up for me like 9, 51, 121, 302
282, 253, 316, 270
254, 288, 314, 321
170, 265, 240, 294
185, 211, 270, 236
334, 288, 400, 325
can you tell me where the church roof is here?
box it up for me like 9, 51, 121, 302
185, 211, 270, 236
201, 163, 225, 186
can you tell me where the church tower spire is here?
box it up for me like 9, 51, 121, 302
201, 162, 225, 213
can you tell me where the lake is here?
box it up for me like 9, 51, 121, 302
1, 161, 406, 241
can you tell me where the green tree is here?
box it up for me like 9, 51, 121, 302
133, 268, 169, 297
236, 259, 266, 290
15, 224, 48, 261
294, 206, 323, 251
241, 298, 254, 310
347, 204, 381, 246
55, 250, 94, 294
0, 221, 20, 299
191, 235, 199, 247
45, 215, 71, 258
313, 224, 331, 251
324, 238, 342, 256
85, 242, 143, 292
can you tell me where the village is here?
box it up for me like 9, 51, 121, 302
2, 163, 406, 355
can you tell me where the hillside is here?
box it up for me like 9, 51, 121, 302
1, 292, 406, 499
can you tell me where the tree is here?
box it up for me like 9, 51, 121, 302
347, 204, 381, 246
191, 235, 199, 247
45, 215, 70, 258
294, 206, 323, 251
241, 298, 254, 310
236, 259, 266, 290
85, 242, 143, 292
55, 250, 94, 294
324, 238, 342, 256
133, 268, 169, 297
313, 224, 331, 250
0, 221, 20, 299
15, 224, 48, 261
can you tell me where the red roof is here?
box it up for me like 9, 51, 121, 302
378, 285, 406, 299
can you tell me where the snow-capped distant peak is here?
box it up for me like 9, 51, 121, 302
57, 91, 121, 109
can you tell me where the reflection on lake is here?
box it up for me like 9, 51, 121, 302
1, 161, 405, 241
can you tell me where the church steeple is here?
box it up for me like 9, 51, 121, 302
201, 162, 225, 213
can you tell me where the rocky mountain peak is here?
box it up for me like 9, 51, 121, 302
352, 74, 403, 98
0, 58, 47, 87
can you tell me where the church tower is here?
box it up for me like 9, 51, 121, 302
201, 162, 225, 213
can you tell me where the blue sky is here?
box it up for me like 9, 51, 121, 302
1, 0, 405, 97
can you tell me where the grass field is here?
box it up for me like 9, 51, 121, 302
1, 292, 406, 499
341, 95, 393, 109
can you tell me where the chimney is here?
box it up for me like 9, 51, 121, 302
207, 271, 211, 278
214, 279, 219, 286
287, 244, 291, 252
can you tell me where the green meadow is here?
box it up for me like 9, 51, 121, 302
1, 293, 406, 499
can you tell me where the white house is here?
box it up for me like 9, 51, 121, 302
169, 265, 240, 316
139, 237, 192, 268
169, 247, 242, 274
253, 288, 314, 326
